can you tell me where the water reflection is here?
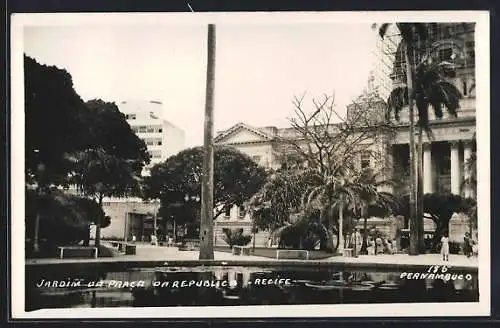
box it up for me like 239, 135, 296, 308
25, 265, 479, 310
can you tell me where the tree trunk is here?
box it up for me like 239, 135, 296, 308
95, 193, 103, 248
363, 216, 368, 253
33, 212, 41, 253
417, 126, 425, 253
338, 205, 344, 254
83, 226, 90, 246
199, 24, 216, 260
33, 185, 43, 253
404, 40, 419, 256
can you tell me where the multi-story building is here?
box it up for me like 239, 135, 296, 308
213, 23, 477, 245
98, 100, 186, 241
119, 100, 185, 176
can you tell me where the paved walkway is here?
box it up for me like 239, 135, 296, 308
320, 253, 478, 268
26, 243, 479, 270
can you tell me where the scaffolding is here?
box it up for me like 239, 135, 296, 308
378, 23, 476, 90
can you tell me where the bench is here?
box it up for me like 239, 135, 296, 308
117, 242, 127, 252
58, 246, 98, 259
276, 249, 309, 260
124, 244, 136, 255
232, 245, 252, 256
343, 248, 354, 257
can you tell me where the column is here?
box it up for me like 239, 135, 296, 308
463, 140, 474, 198
450, 141, 461, 195
423, 142, 433, 194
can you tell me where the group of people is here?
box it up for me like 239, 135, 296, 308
128, 233, 175, 247
463, 232, 478, 257
345, 229, 397, 256
366, 236, 397, 255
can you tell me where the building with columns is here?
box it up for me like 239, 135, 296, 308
213, 22, 476, 245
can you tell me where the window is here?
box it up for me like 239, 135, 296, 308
224, 208, 231, 218
158, 128, 163, 133
126, 114, 136, 120
147, 127, 155, 133
238, 205, 246, 218
149, 150, 162, 158
138, 126, 147, 133
157, 140, 162, 146
360, 151, 371, 169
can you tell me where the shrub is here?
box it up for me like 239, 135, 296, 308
222, 228, 252, 248
449, 242, 462, 255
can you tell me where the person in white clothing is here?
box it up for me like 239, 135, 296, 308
441, 234, 450, 261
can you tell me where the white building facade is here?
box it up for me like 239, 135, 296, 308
118, 100, 185, 176
213, 23, 477, 245
99, 100, 185, 241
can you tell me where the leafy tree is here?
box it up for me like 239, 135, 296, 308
144, 146, 267, 223
25, 188, 105, 255
84, 99, 150, 163
221, 228, 252, 248
25, 55, 93, 186
253, 93, 397, 254
394, 193, 475, 250
71, 100, 150, 247
249, 169, 315, 232
277, 213, 329, 250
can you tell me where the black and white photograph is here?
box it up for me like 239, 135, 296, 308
10, 11, 490, 318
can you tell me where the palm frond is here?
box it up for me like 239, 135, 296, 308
386, 87, 408, 121
377, 23, 390, 39
435, 81, 462, 116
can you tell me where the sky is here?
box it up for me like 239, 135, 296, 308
23, 22, 377, 147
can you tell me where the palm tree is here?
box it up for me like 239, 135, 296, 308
378, 23, 465, 254
387, 39, 465, 252
353, 168, 400, 251
199, 24, 216, 260
377, 23, 425, 255
305, 173, 372, 254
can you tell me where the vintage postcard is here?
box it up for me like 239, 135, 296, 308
10, 11, 490, 318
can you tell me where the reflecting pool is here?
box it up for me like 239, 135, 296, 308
25, 265, 479, 311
